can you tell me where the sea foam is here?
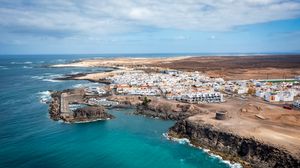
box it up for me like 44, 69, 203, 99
0, 66, 8, 70
38, 91, 51, 104
23, 66, 33, 69
31, 74, 64, 83
42, 79, 62, 83
10, 61, 32, 64
163, 133, 243, 168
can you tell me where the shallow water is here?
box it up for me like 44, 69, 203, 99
0, 54, 237, 168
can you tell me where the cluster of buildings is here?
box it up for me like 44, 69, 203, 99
223, 79, 300, 107
79, 70, 300, 108
115, 84, 160, 96
107, 70, 225, 103
88, 98, 119, 107
84, 86, 106, 95
224, 80, 249, 94
252, 81, 300, 103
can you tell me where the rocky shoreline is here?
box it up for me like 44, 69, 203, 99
47, 89, 300, 167
168, 119, 300, 168
72, 106, 114, 122
48, 88, 300, 167
49, 90, 300, 168
54, 73, 112, 84
49, 90, 114, 123
135, 101, 206, 120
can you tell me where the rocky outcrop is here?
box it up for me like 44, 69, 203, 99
70, 106, 115, 122
169, 120, 300, 168
135, 102, 206, 120
49, 91, 62, 121
54, 73, 113, 83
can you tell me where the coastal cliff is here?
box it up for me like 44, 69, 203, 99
168, 119, 300, 168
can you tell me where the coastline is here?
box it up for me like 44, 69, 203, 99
167, 120, 300, 168
163, 133, 243, 168
47, 88, 246, 167
47, 86, 300, 167
46, 55, 300, 167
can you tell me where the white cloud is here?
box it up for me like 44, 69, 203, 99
0, 0, 300, 37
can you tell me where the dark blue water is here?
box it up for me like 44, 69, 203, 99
0, 54, 238, 168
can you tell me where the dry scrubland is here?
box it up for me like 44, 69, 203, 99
53, 55, 300, 80
155, 55, 300, 80
188, 96, 300, 156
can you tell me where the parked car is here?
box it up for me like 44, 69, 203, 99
283, 104, 293, 110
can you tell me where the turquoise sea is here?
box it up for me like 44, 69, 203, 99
0, 54, 239, 168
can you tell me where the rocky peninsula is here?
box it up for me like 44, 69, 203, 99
49, 89, 114, 123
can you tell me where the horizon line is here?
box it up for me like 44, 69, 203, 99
1, 51, 300, 57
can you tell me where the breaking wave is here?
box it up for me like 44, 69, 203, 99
42, 79, 62, 83
10, 61, 33, 64
31, 74, 64, 83
23, 66, 33, 69
37, 91, 52, 104
0, 66, 8, 70
163, 133, 242, 168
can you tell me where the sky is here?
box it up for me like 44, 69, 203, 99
0, 0, 300, 55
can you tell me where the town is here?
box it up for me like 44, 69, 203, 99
82, 69, 300, 109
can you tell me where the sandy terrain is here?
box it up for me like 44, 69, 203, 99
205, 68, 300, 80
189, 96, 300, 155
73, 70, 125, 81
155, 55, 300, 80
52, 55, 300, 80
51, 56, 188, 68
107, 93, 300, 155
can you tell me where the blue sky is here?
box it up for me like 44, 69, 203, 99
0, 0, 300, 54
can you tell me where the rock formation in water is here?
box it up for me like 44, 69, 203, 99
72, 106, 114, 122
49, 90, 114, 123
168, 119, 300, 168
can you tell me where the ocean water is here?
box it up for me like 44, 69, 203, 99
0, 54, 238, 168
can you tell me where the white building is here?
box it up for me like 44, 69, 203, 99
88, 98, 118, 107
264, 92, 280, 102
293, 101, 300, 108
279, 91, 294, 102
255, 90, 266, 98
181, 92, 224, 103
237, 87, 249, 94
85, 87, 106, 95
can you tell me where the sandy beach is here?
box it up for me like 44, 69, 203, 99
51, 56, 189, 68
